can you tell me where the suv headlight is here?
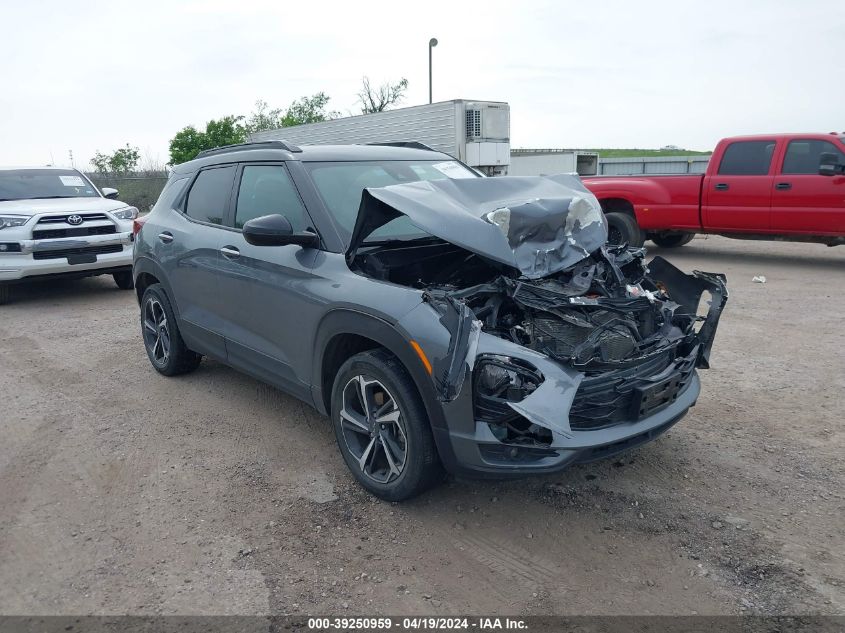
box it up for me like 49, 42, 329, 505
112, 206, 139, 220
473, 355, 543, 424
0, 215, 29, 230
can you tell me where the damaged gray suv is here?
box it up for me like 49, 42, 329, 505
133, 141, 727, 501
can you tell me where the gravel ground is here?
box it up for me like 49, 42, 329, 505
0, 236, 843, 616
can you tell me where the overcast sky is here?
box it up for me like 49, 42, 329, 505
2, 0, 843, 169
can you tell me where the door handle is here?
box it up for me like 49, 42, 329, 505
714, 183, 729, 190
775, 182, 792, 190
158, 232, 174, 244
220, 246, 240, 258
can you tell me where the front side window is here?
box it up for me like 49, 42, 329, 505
718, 141, 776, 176
184, 166, 236, 225
782, 139, 845, 174
304, 160, 477, 242
0, 169, 99, 201
234, 165, 309, 231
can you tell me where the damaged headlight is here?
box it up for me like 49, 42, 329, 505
473, 355, 543, 424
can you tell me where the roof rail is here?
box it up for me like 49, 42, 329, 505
196, 140, 302, 159
365, 141, 437, 152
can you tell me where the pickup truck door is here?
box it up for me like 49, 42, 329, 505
702, 139, 776, 232
770, 138, 845, 235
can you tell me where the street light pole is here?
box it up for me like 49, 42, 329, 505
428, 38, 438, 104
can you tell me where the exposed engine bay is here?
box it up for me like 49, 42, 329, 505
347, 174, 728, 445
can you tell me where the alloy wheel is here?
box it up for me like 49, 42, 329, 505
143, 298, 171, 366
339, 375, 408, 484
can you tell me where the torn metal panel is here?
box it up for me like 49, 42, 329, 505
423, 292, 481, 402
645, 256, 728, 369
347, 174, 607, 279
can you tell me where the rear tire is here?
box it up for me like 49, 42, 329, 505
0, 285, 9, 305
331, 349, 442, 501
651, 232, 695, 248
140, 284, 201, 376
113, 271, 134, 290
605, 212, 644, 247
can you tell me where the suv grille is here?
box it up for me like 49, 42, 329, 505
568, 350, 696, 431
36, 213, 110, 225
32, 244, 123, 260
32, 225, 116, 240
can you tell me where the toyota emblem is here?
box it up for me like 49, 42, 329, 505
67, 214, 83, 226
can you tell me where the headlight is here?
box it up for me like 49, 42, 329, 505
0, 215, 29, 230
473, 355, 543, 424
112, 207, 139, 220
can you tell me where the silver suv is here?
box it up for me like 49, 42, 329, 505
133, 141, 728, 501
0, 166, 137, 304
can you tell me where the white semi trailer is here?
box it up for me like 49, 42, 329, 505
249, 99, 510, 176
509, 149, 600, 177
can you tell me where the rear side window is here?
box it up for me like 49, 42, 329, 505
184, 166, 236, 225
782, 140, 845, 174
234, 165, 309, 231
717, 141, 775, 175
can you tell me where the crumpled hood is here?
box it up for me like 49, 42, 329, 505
347, 174, 608, 279
0, 197, 127, 216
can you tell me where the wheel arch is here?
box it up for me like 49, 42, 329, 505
311, 309, 448, 434
133, 257, 179, 316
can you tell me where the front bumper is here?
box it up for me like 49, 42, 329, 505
0, 232, 133, 282
435, 372, 698, 478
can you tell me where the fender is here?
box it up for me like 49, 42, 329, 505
133, 256, 180, 315
311, 307, 459, 471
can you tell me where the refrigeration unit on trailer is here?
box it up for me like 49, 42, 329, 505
509, 149, 600, 177
249, 99, 511, 176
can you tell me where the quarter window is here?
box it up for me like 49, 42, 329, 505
235, 165, 308, 231
184, 166, 236, 225
782, 140, 845, 174
717, 141, 776, 176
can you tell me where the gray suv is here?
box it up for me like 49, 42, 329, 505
133, 141, 727, 501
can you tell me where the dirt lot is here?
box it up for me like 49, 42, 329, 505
0, 236, 843, 616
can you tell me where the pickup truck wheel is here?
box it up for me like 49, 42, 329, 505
113, 271, 134, 290
651, 233, 695, 248
0, 284, 9, 305
140, 284, 201, 376
331, 349, 442, 501
605, 212, 644, 247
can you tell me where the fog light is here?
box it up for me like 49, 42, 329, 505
473, 355, 543, 424
0, 243, 21, 253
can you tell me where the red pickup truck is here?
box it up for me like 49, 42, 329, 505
582, 133, 845, 248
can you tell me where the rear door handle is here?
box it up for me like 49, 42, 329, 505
775, 182, 792, 190
220, 246, 240, 259
714, 183, 729, 190
158, 231, 174, 244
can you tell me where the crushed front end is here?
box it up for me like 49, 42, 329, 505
350, 174, 728, 476
420, 246, 727, 475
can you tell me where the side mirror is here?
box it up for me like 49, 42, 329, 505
101, 187, 119, 199
819, 152, 845, 177
242, 214, 320, 248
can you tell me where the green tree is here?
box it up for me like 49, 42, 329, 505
168, 115, 246, 165
280, 92, 340, 126
91, 151, 111, 175
108, 144, 140, 174
357, 77, 409, 114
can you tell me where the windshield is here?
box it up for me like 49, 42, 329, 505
0, 169, 99, 201
304, 160, 477, 242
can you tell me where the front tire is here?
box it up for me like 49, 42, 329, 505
140, 284, 201, 376
331, 349, 442, 501
0, 285, 9, 305
113, 271, 134, 290
651, 232, 695, 248
605, 212, 644, 247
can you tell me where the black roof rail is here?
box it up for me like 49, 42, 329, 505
196, 140, 302, 158
365, 141, 437, 152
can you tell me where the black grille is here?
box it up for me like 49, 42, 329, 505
533, 313, 637, 363
37, 213, 109, 224
32, 244, 123, 260
32, 225, 116, 239
568, 350, 696, 431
